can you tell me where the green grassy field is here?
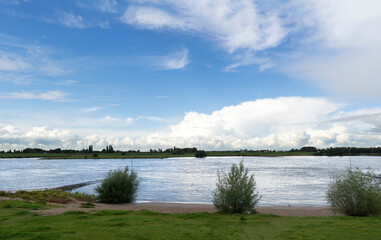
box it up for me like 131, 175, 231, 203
0, 151, 316, 159
1, 200, 381, 240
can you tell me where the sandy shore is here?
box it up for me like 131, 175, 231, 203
1, 197, 337, 217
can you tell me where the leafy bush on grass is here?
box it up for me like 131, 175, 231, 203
326, 168, 381, 217
95, 166, 139, 204
213, 161, 261, 213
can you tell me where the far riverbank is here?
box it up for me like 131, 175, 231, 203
0, 151, 317, 159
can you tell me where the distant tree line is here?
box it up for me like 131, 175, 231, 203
315, 147, 381, 156
1, 146, 381, 156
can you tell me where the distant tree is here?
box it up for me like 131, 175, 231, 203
89, 145, 93, 153
195, 150, 207, 158
300, 146, 317, 152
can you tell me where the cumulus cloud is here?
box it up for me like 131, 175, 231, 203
2, 97, 381, 150
0, 125, 80, 150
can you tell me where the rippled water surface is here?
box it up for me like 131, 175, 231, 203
1, 156, 380, 206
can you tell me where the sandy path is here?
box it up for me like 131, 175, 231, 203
1, 197, 337, 217
26, 200, 338, 217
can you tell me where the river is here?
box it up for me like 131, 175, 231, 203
1, 156, 380, 206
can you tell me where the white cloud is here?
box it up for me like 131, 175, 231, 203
0, 35, 69, 84
52, 80, 78, 85
3, 97, 381, 150
129, 98, 381, 150
136, 116, 167, 122
0, 55, 31, 71
83, 107, 103, 112
0, 91, 70, 102
0, 125, 79, 150
275, 0, 381, 97
95, 0, 118, 13
147, 48, 190, 70
59, 12, 87, 29
121, 0, 381, 97
122, 1, 286, 53
54, 11, 110, 29
121, 6, 187, 30
74, 116, 134, 128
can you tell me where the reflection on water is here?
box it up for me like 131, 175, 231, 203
1, 156, 380, 206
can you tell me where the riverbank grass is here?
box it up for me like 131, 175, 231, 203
0, 189, 95, 204
1, 200, 381, 239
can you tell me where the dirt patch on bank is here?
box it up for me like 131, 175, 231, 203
26, 200, 338, 217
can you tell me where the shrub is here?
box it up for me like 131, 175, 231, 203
326, 168, 381, 217
95, 166, 139, 204
212, 161, 261, 213
195, 150, 207, 158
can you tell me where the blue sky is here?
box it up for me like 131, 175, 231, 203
1, 0, 381, 150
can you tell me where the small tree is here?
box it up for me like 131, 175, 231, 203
213, 161, 261, 213
195, 150, 207, 158
326, 168, 381, 217
96, 166, 139, 204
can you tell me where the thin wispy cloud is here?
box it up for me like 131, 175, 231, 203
51, 80, 78, 85
121, 0, 381, 97
83, 107, 103, 112
121, 1, 286, 53
121, 0, 286, 72
147, 48, 190, 70
136, 116, 167, 122
58, 12, 87, 29
95, 0, 118, 13
104, 103, 121, 107
0, 54, 31, 71
0, 91, 70, 102
0, 34, 69, 84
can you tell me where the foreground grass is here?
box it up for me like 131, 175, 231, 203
1, 200, 381, 240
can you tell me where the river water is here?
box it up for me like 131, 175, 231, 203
1, 156, 380, 206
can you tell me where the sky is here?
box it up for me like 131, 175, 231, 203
1, 0, 381, 151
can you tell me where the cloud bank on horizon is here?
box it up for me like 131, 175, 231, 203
1, 97, 381, 150
0, 0, 381, 150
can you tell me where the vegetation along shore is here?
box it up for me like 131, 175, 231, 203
1, 146, 381, 159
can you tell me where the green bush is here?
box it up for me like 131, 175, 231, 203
195, 150, 207, 158
95, 166, 139, 204
326, 168, 381, 217
212, 161, 261, 213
